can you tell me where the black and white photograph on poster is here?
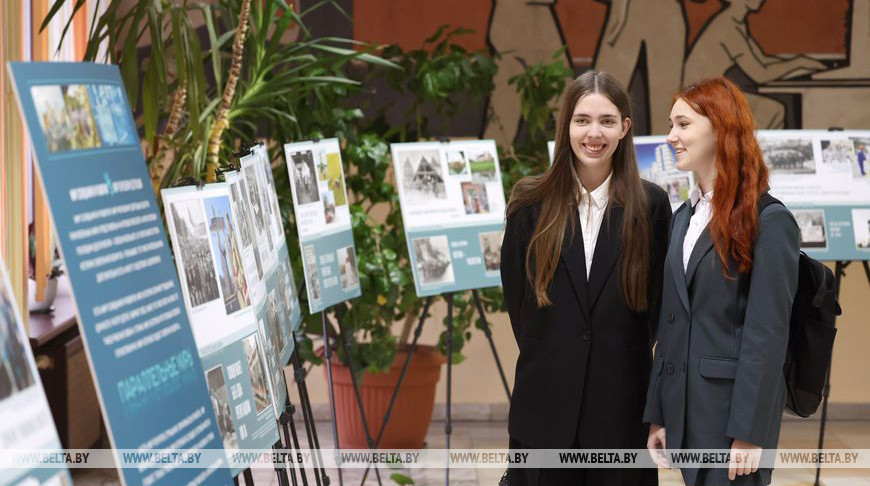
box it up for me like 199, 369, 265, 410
205, 196, 250, 315
398, 149, 447, 202
461, 182, 490, 214
266, 290, 286, 357
820, 139, 856, 167
30, 84, 101, 153
412, 236, 455, 285
244, 165, 268, 236
0, 279, 35, 400
337, 246, 359, 291
479, 230, 504, 273
760, 138, 816, 175
792, 209, 828, 249
242, 334, 270, 415
230, 182, 254, 248
206, 365, 238, 451
446, 149, 468, 176
304, 245, 321, 301
169, 199, 221, 308
851, 138, 870, 179
323, 190, 336, 224
278, 256, 296, 314
290, 150, 320, 205
468, 147, 498, 183
853, 209, 870, 250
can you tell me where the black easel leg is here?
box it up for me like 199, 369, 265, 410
445, 293, 454, 486
815, 260, 849, 486
285, 394, 307, 486
471, 290, 511, 400
275, 440, 289, 486
330, 312, 384, 486
322, 312, 344, 486
243, 467, 255, 486
291, 346, 325, 486
360, 296, 434, 484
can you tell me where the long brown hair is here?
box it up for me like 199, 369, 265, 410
506, 71, 650, 310
676, 78, 769, 274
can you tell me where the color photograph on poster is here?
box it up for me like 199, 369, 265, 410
0, 258, 72, 486
9, 62, 233, 486
284, 138, 360, 313
205, 195, 251, 314
391, 140, 507, 295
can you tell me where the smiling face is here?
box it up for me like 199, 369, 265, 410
667, 98, 717, 179
569, 93, 630, 181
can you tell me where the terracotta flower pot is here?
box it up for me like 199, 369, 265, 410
322, 345, 446, 449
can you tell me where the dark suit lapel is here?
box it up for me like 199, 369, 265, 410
587, 206, 623, 311
685, 225, 714, 288
669, 206, 691, 313
559, 210, 590, 320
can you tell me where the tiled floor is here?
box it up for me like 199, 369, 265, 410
72, 419, 870, 485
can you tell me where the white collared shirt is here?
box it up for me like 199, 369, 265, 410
683, 187, 714, 271
578, 172, 612, 278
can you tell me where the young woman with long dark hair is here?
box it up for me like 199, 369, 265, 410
501, 70, 671, 485
644, 77, 800, 485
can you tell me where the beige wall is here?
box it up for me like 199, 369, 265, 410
300, 263, 870, 409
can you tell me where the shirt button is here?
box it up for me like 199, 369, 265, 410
666, 363, 675, 375
668, 314, 675, 323
582, 331, 592, 341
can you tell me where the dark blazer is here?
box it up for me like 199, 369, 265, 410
643, 200, 800, 486
501, 181, 671, 450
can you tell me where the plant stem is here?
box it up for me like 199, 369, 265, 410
205, 0, 252, 182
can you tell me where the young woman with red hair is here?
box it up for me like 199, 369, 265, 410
643, 77, 800, 486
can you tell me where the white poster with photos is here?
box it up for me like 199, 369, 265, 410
757, 130, 870, 261
391, 140, 507, 295
283, 138, 360, 313
161, 184, 281, 472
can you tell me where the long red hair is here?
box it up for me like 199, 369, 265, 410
676, 78, 769, 274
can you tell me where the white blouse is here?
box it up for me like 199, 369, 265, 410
578, 172, 612, 278
683, 187, 713, 272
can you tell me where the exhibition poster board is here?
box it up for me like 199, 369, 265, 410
8, 62, 232, 486
283, 138, 361, 312
228, 146, 301, 411
0, 258, 72, 486
757, 129, 870, 261
161, 184, 281, 474
390, 140, 506, 296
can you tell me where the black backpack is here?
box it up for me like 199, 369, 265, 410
759, 194, 841, 418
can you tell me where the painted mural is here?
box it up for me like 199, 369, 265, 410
316, 0, 869, 139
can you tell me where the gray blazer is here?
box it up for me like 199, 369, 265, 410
643, 200, 800, 486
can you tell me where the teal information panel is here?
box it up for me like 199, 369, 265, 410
391, 140, 506, 296
284, 138, 361, 312
8, 61, 232, 486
